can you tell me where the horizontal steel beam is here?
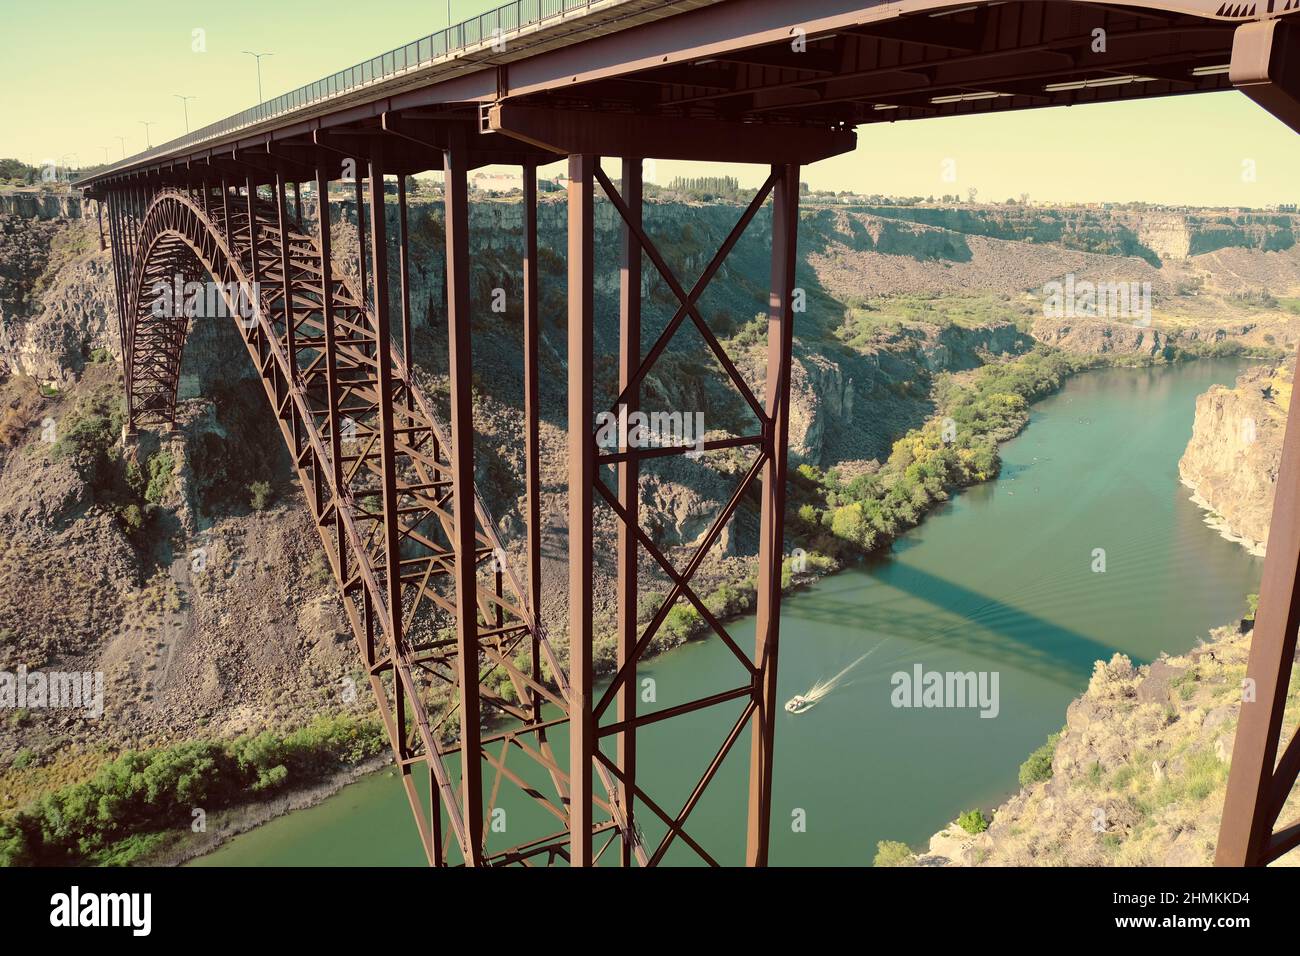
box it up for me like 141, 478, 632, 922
1232, 18, 1300, 133
487, 103, 855, 163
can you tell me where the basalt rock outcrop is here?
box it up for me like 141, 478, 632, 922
1031, 317, 1168, 358
1178, 361, 1290, 554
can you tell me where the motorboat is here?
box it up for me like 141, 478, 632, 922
784, 694, 815, 714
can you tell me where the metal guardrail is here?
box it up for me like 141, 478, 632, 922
83, 0, 617, 182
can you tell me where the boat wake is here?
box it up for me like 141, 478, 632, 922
784, 640, 889, 715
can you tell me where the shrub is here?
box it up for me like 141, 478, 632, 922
119, 503, 144, 536
0, 714, 386, 866
873, 840, 916, 867
1019, 731, 1061, 787
144, 450, 175, 505
957, 808, 989, 834
661, 602, 702, 644
249, 480, 274, 511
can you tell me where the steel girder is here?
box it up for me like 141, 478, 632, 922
113, 174, 638, 866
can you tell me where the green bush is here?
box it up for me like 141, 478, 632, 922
0, 714, 387, 866
786, 348, 1088, 561
873, 840, 916, 867
249, 480, 274, 511
120, 503, 144, 535
1019, 731, 1061, 787
144, 450, 175, 505
957, 808, 989, 834
661, 602, 702, 644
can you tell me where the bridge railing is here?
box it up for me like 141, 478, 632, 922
80, 0, 615, 184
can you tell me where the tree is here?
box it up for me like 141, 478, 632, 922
249, 480, 274, 511
873, 840, 916, 867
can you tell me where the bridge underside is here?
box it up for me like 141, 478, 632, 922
77, 0, 1300, 866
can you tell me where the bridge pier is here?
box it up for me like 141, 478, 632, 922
82, 99, 849, 866
1217, 17, 1300, 868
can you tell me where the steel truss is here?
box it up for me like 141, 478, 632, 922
99, 108, 821, 864
83, 0, 1300, 870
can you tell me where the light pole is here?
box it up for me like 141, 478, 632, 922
115, 136, 127, 159
241, 51, 273, 104
99, 145, 110, 163
139, 121, 154, 149
174, 94, 196, 133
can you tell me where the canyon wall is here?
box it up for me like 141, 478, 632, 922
1178, 361, 1290, 554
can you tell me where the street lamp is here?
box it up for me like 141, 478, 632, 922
115, 136, 127, 159
99, 145, 110, 163
139, 121, 154, 149
241, 51, 274, 104
174, 94, 197, 133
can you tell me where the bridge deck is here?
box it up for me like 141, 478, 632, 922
78, 0, 1260, 193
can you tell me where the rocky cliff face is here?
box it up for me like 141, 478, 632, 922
857, 204, 1299, 262
786, 320, 1033, 465
1031, 317, 1168, 358
1136, 213, 1191, 260
908, 628, 1300, 867
1178, 361, 1289, 554
0, 192, 86, 221
0, 215, 117, 382
2, 194, 1293, 789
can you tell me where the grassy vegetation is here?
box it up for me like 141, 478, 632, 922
872, 839, 916, 867
0, 374, 46, 447
957, 808, 990, 835
0, 714, 387, 866
51, 386, 176, 541
1019, 730, 1062, 787
836, 292, 1037, 346
629, 550, 839, 650
249, 480, 274, 511
789, 348, 1093, 561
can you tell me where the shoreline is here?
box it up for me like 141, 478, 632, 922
1181, 478, 1268, 557
117, 352, 1261, 865
141, 753, 394, 867
172, 353, 1159, 865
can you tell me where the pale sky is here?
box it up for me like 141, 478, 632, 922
3, 0, 1299, 206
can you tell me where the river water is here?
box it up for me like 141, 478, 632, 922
194, 358, 1263, 866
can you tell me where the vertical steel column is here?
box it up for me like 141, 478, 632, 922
396, 174, 414, 413
105, 193, 127, 389
567, 152, 596, 867
367, 142, 404, 672
522, 162, 543, 718
95, 200, 105, 251
275, 170, 297, 376
315, 165, 348, 588
366, 143, 425, 847
355, 174, 368, 306
617, 157, 642, 866
221, 177, 231, 238
1217, 343, 1300, 865
124, 185, 139, 253
443, 126, 484, 865
245, 175, 262, 316
106, 193, 125, 323
746, 162, 799, 867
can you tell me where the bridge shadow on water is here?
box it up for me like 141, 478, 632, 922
781, 558, 1128, 690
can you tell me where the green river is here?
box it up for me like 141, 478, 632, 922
194, 358, 1263, 866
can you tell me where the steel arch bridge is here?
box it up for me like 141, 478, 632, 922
77, 0, 1300, 866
